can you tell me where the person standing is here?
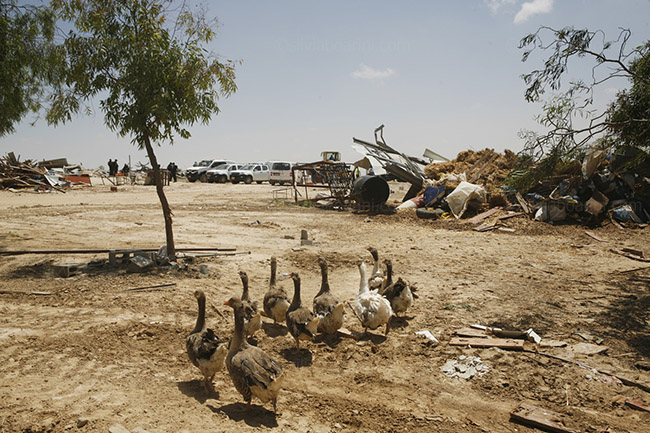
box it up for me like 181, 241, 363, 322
107, 159, 113, 176
171, 162, 178, 182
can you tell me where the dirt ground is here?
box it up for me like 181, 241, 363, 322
0, 180, 649, 433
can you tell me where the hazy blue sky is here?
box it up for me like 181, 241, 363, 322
3, 0, 649, 170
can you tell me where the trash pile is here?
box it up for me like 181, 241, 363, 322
397, 148, 519, 220
1, 152, 96, 191
397, 146, 649, 227
0, 152, 65, 191
520, 147, 650, 226
424, 148, 517, 188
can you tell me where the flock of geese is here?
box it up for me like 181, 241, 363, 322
185, 247, 414, 414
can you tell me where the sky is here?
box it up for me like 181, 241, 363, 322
3, 0, 650, 170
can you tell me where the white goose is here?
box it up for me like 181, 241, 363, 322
352, 260, 393, 335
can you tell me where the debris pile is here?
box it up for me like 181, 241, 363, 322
519, 147, 650, 226
396, 146, 649, 228
0, 152, 65, 191
424, 148, 518, 189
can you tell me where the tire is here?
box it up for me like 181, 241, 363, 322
256, 181, 262, 184
244, 176, 252, 184
217, 175, 226, 183
269, 181, 275, 186
199, 173, 207, 183
188, 178, 196, 183
231, 179, 240, 184
416, 208, 438, 220
278, 181, 284, 186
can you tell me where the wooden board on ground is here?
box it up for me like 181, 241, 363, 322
449, 337, 524, 350
454, 328, 488, 338
510, 402, 578, 433
464, 207, 501, 225
626, 398, 650, 413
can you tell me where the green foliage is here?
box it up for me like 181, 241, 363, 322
49, 0, 237, 148
515, 26, 650, 191
608, 42, 650, 154
0, 1, 61, 136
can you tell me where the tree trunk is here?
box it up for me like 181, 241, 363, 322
143, 134, 176, 261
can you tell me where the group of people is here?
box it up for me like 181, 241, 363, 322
166, 162, 178, 182
107, 159, 129, 176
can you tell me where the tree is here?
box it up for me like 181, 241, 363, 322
0, 1, 61, 136
510, 26, 650, 191
49, 0, 237, 260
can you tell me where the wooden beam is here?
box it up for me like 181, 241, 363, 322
449, 337, 524, 350
510, 402, 577, 433
0, 247, 236, 256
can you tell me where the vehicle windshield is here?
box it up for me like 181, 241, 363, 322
213, 164, 228, 170
197, 160, 212, 167
240, 164, 254, 170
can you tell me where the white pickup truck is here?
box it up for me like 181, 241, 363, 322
185, 159, 234, 183
205, 163, 243, 183
229, 163, 270, 184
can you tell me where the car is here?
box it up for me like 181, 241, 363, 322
206, 163, 244, 183
268, 161, 294, 185
230, 163, 270, 184
185, 159, 234, 183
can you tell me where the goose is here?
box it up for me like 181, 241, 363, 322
312, 256, 345, 335
262, 256, 290, 324
186, 290, 228, 393
224, 297, 285, 413
382, 277, 413, 317
285, 272, 320, 349
352, 260, 393, 335
379, 258, 394, 295
239, 270, 262, 337
366, 247, 384, 291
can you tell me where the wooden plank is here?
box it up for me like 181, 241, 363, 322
584, 230, 607, 242
626, 398, 650, 413
515, 191, 532, 214
497, 212, 524, 221
610, 249, 650, 263
449, 337, 524, 350
454, 328, 488, 338
473, 222, 498, 232
463, 207, 501, 225
0, 290, 52, 295
510, 402, 577, 433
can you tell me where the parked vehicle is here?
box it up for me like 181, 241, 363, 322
230, 163, 270, 184
185, 159, 234, 183
268, 161, 294, 185
206, 163, 244, 183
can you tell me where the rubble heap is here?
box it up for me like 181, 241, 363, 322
0, 152, 55, 190
424, 148, 517, 189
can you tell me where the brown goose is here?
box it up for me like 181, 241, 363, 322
366, 246, 384, 291
239, 270, 262, 337
379, 258, 393, 295
312, 257, 345, 335
186, 290, 228, 393
224, 297, 285, 413
286, 272, 319, 348
381, 260, 413, 317
262, 256, 290, 324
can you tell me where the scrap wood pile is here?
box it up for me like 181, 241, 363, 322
0, 152, 61, 191
400, 147, 649, 229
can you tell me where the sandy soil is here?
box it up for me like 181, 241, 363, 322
0, 180, 649, 433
